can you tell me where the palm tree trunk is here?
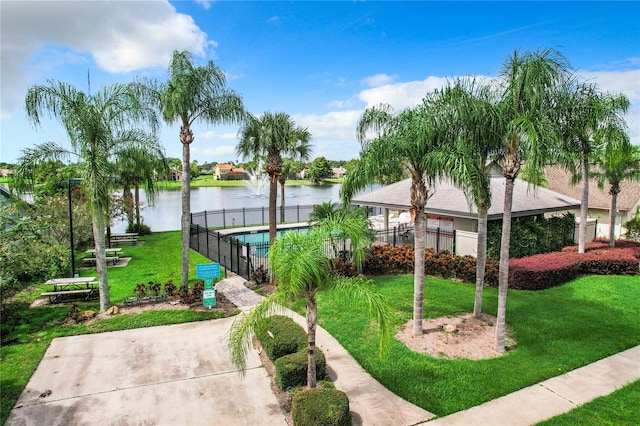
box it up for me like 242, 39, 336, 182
123, 185, 134, 226
134, 177, 141, 228
495, 177, 515, 353
412, 206, 426, 336
268, 176, 278, 245
578, 161, 589, 253
280, 179, 286, 223
92, 202, 110, 312
473, 207, 488, 318
181, 132, 192, 295
609, 185, 619, 247
306, 293, 318, 388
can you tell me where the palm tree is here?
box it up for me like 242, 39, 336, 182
429, 78, 502, 318
236, 112, 312, 245
228, 209, 394, 388
114, 143, 168, 231
592, 136, 640, 247
557, 82, 630, 253
14, 80, 159, 312
342, 102, 448, 336
137, 50, 245, 294
493, 49, 571, 353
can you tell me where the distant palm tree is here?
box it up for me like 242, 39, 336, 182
228, 209, 394, 388
342, 102, 448, 336
15, 80, 159, 311
137, 50, 246, 294
236, 112, 312, 245
592, 136, 640, 247
114, 144, 168, 231
492, 49, 571, 352
557, 82, 630, 253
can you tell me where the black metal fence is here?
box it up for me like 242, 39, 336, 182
191, 205, 317, 229
190, 216, 456, 280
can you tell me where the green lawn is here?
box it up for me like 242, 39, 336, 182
2, 235, 638, 424
535, 379, 640, 426
315, 274, 640, 417
0, 231, 236, 424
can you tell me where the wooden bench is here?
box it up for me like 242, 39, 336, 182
41, 289, 94, 303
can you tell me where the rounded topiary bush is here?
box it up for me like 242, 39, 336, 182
275, 349, 327, 390
256, 315, 307, 361
291, 388, 351, 426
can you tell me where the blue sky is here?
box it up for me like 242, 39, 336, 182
1, 1, 639, 165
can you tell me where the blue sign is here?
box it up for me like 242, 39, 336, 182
196, 263, 220, 279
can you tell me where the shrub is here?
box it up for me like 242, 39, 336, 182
275, 350, 327, 391
256, 316, 307, 362
510, 239, 640, 290
148, 281, 162, 296
134, 282, 147, 298
250, 265, 269, 285
164, 280, 176, 297
126, 222, 152, 236
291, 388, 350, 426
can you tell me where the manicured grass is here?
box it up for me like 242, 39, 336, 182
0, 231, 235, 424
536, 380, 640, 426
315, 274, 640, 417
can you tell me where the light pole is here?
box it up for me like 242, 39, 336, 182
67, 178, 82, 277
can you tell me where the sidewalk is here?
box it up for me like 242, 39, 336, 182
218, 274, 640, 426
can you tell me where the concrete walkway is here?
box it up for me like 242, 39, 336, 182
218, 274, 640, 426
8, 274, 638, 425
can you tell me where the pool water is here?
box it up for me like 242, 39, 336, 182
232, 227, 308, 245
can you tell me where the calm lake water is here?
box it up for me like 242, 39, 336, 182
112, 184, 343, 232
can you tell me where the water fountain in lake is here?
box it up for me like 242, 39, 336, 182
243, 168, 269, 198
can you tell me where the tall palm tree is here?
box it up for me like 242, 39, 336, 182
279, 157, 298, 222
228, 209, 394, 388
114, 143, 168, 230
592, 136, 640, 247
557, 82, 630, 253
236, 112, 312, 245
493, 49, 571, 353
429, 78, 502, 318
137, 50, 245, 294
342, 102, 448, 336
14, 80, 159, 312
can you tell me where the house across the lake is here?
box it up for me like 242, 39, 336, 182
350, 172, 582, 257
214, 164, 248, 181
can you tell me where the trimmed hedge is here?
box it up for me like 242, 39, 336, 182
363, 245, 499, 286
256, 315, 307, 362
291, 388, 351, 426
275, 349, 327, 390
509, 239, 640, 290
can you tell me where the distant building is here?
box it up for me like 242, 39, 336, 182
214, 164, 248, 180
332, 167, 346, 178
0, 169, 13, 178
169, 168, 183, 181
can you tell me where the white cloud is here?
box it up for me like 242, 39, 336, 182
293, 110, 362, 142
358, 76, 450, 110
576, 68, 640, 145
191, 144, 236, 158
196, 131, 238, 140
0, 0, 213, 116
195, 0, 213, 10
267, 16, 280, 25
361, 73, 398, 88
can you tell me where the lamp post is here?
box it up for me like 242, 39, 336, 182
67, 178, 82, 277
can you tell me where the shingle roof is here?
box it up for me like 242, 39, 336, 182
351, 176, 581, 220
545, 166, 640, 212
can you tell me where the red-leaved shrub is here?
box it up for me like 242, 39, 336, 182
509, 239, 640, 290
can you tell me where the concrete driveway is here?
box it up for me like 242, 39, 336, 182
6, 317, 286, 426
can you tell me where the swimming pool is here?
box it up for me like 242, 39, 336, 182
231, 226, 308, 245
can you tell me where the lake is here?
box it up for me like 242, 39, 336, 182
112, 184, 343, 232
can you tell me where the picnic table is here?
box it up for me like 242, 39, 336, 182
110, 233, 138, 246
41, 276, 97, 303
84, 248, 122, 265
